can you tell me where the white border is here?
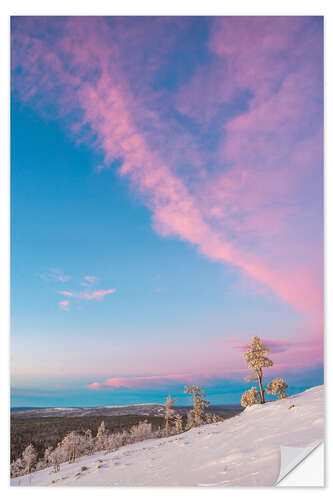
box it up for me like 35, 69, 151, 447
1, 1, 331, 499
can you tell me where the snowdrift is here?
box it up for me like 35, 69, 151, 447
11, 385, 324, 487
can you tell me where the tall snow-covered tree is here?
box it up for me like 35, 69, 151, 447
184, 384, 210, 426
164, 395, 178, 436
266, 378, 289, 399
241, 387, 260, 407
96, 421, 107, 450
243, 336, 273, 404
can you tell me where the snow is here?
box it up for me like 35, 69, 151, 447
11, 385, 324, 487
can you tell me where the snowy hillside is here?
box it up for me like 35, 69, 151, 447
11, 385, 324, 487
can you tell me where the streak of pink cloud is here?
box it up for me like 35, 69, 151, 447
59, 288, 116, 300
232, 339, 294, 354
80, 289, 116, 300
87, 373, 194, 390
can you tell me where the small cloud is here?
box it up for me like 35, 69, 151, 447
81, 275, 98, 287
40, 268, 71, 283
87, 382, 102, 390
59, 291, 73, 297
233, 339, 293, 353
225, 337, 238, 343
84, 275, 97, 283
80, 289, 116, 300
59, 300, 70, 311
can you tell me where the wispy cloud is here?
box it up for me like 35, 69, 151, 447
87, 373, 194, 390
39, 268, 71, 283
59, 289, 116, 301
81, 275, 98, 286
80, 289, 116, 300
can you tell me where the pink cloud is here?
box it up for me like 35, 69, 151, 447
59, 288, 116, 300
80, 289, 116, 300
87, 374, 194, 390
224, 337, 239, 344
59, 290, 73, 297
12, 18, 323, 357
59, 300, 69, 311
233, 339, 294, 354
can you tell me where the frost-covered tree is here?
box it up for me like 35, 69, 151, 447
185, 409, 195, 430
174, 414, 183, 434
243, 336, 273, 404
266, 378, 289, 399
22, 444, 37, 474
96, 421, 107, 450
106, 431, 124, 451
49, 443, 64, 472
97, 421, 105, 438
60, 431, 83, 463
164, 395, 178, 436
83, 429, 94, 455
43, 446, 53, 466
184, 384, 210, 426
241, 387, 260, 407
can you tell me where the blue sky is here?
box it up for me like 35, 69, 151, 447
11, 17, 323, 406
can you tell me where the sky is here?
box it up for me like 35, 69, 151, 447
11, 16, 323, 407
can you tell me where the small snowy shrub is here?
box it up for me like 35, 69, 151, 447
49, 444, 64, 472
10, 457, 24, 478
129, 421, 153, 442
105, 431, 124, 451
241, 387, 259, 407
266, 378, 289, 399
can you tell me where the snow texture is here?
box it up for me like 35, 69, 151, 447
11, 385, 324, 487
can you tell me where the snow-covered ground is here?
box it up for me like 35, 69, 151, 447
11, 385, 324, 487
